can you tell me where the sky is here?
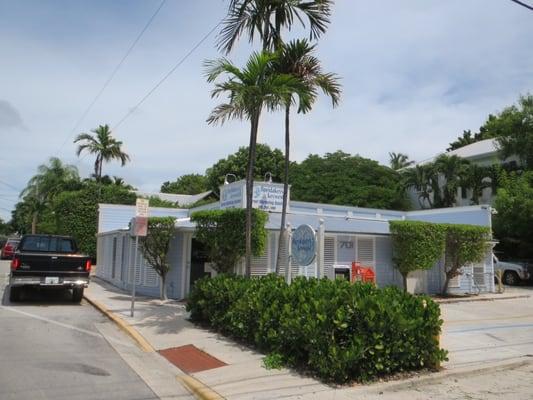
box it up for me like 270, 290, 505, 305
1, 0, 532, 221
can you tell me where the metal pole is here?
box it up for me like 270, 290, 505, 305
131, 235, 138, 317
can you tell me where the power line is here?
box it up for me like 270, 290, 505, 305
0, 197, 17, 204
509, 0, 533, 11
57, 0, 167, 154
111, 19, 223, 131
0, 179, 21, 192
76, 18, 223, 167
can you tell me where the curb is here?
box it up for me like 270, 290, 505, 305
177, 375, 225, 400
83, 293, 155, 353
435, 294, 530, 304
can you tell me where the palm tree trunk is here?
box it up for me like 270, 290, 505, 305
442, 273, 451, 296
31, 212, 38, 234
94, 155, 100, 180
402, 273, 408, 292
245, 111, 260, 277
98, 156, 104, 181
276, 104, 290, 274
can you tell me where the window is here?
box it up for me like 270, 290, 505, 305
461, 187, 467, 199
20, 236, 75, 252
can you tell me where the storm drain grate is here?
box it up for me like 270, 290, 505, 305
159, 344, 227, 373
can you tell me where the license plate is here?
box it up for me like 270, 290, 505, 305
45, 277, 60, 285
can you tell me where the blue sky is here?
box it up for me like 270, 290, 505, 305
1, 0, 532, 220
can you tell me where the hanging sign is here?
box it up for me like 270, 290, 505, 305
291, 224, 316, 266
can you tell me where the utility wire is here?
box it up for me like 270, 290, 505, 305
57, 0, 167, 154
111, 19, 223, 131
0, 179, 21, 192
76, 19, 222, 166
509, 0, 533, 11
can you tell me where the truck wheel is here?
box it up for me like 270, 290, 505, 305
9, 286, 20, 302
503, 271, 519, 286
72, 287, 84, 303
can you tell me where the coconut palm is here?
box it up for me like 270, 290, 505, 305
21, 157, 80, 233
273, 39, 340, 274
434, 155, 470, 207
389, 152, 414, 170
402, 165, 434, 209
205, 51, 307, 276
218, 0, 333, 53
462, 164, 491, 205
74, 124, 130, 181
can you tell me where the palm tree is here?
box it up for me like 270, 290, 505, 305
462, 164, 491, 205
205, 51, 307, 276
389, 152, 414, 170
273, 39, 340, 274
218, 0, 333, 53
21, 157, 79, 233
74, 124, 130, 181
434, 155, 470, 207
402, 165, 434, 209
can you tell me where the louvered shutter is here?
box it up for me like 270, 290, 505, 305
357, 237, 374, 267
324, 236, 336, 279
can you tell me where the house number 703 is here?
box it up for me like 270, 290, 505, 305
339, 241, 354, 249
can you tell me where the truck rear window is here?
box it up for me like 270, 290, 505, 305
21, 236, 75, 253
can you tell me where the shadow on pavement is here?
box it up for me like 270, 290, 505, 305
1, 285, 81, 306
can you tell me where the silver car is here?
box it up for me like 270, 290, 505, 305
493, 255, 530, 286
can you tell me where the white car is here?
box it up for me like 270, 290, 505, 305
493, 255, 530, 286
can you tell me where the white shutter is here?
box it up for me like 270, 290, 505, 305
473, 263, 485, 286
251, 244, 269, 276
324, 236, 336, 279
357, 237, 374, 267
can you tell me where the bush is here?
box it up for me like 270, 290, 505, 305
190, 208, 268, 272
187, 274, 447, 383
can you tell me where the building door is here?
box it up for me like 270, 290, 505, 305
190, 239, 210, 288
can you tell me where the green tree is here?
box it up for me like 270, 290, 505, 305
205, 144, 285, 194
54, 182, 136, 257
389, 152, 414, 170
491, 95, 533, 168
205, 51, 305, 276
442, 224, 491, 295
493, 171, 533, 259
290, 151, 409, 209
434, 155, 470, 207
139, 217, 176, 300
389, 221, 447, 292
402, 165, 435, 209
145, 196, 179, 209
462, 164, 491, 205
20, 157, 80, 234
218, 0, 333, 53
273, 39, 340, 274
190, 208, 268, 273
74, 124, 130, 181
160, 174, 208, 195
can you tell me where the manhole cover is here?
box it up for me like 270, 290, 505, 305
159, 344, 227, 373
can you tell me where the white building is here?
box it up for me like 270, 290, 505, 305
96, 180, 495, 299
409, 138, 520, 209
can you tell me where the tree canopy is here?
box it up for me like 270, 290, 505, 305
160, 174, 208, 195
205, 144, 285, 194
290, 151, 409, 210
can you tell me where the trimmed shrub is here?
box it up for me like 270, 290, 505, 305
187, 274, 447, 383
190, 208, 268, 272
390, 220, 447, 291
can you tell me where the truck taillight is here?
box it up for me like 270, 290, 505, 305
11, 257, 21, 270
85, 259, 92, 272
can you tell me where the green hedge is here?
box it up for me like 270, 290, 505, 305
187, 274, 447, 383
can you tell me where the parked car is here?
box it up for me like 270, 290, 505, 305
493, 255, 530, 285
1, 238, 20, 259
9, 234, 91, 302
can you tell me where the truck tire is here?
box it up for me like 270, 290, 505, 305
9, 286, 20, 302
503, 271, 519, 286
72, 287, 84, 303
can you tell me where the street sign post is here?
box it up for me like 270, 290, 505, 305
131, 199, 149, 317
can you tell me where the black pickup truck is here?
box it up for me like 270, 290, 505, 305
9, 234, 91, 303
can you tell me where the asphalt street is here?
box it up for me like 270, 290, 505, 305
0, 260, 159, 400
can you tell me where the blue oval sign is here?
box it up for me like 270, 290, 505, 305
291, 224, 316, 266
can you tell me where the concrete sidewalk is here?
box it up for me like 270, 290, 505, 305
85, 278, 331, 400
85, 278, 533, 400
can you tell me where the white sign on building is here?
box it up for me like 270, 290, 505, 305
219, 180, 289, 213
